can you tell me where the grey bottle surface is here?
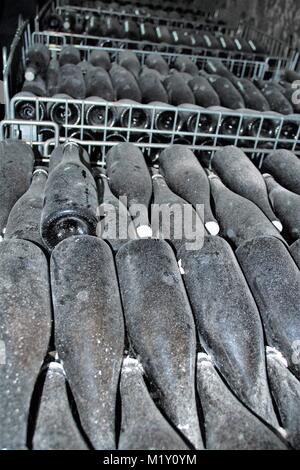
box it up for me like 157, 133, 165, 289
290, 238, 300, 269
159, 146, 219, 235
85, 66, 115, 101
264, 173, 300, 241
235, 78, 270, 112
0, 240, 52, 449
25, 44, 50, 81
118, 358, 189, 450
151, 171, 206, 254
22, 75, 48, 97
266, 348, 300, 450
173, 56, 198, 76
259, 83, 293, 115
48, 144, 90, 173
109, 64, 142, 102
236, 236, 300, 379
57, 64, 86, 99
163, 74, 195, 106
51, 236, 125, 449
188, 76, 220, 108
94, 168, 138, 252
116, 239, 203, 449
5, 168, 48, 251
207, 75, 245, 109
89, 49, 111, 71
106, 143, 152, 238
41, 142, 98, 251
46, 58, 60, 96
0, 140, 35, 234
196, 354, 287, 450
33, 363, 88, 450
208, 172, 284, 249
138, 67, 169, 104
211, 146, 282, 231
144, 53, 169, 76
262, 150, 300, 196
118, 50, 141, 79
178, 237, 278, 428
59, 45, 81, 66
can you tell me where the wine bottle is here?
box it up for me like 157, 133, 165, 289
208, 172, 284, 248
42, 12, 63, 32
211, 146, 282, 231
147, 101, 183, 136
207, 75, 245, 109
57, 64, 86, 99
4, 167, 48, 251
118, 50, 141, 79
205, 59, 238, 85
46, 58, 60, 96
188, 76, 220, 108
138, 66, 168, 104
109, 64, 142, 103
196, 354, 287, 450
264, 174, 300, 241
123, 19, 140, 41
116, 239, 203, 449
41, 142, 98, 250
89, 49, 111, 70
14, 91, 46, 121
159, 146, 219, 235
85, 96, 116, 127
266, 348, 300, 450
151, 170, 205, 253
235, 78, 270, 112
94, 168, 137, 252
0, 140, 34, 234
0, 240, 52, 450
144, 53, 169, 76
22, 75, 48, 97
178, 103, 218, 135
259, 83, 294, 115
173, 56, 198, 76
47, 93, 81, 126
236, 236, 300, 380
33, 363, 88, 450
155, 25, 172, 44
102, 16, 124, 39
139, 22, 157, 43
78, 60, 94, 78
24, 44, 50, 82
290, 238, 300, 269
262, 149, 300, 196
59, 45, 81, 66
51, 236, 124, 450
178, 237, 278, 428
62, 11, 76, 33
115, 98, 150, 129
119, 357, 189, 450
163, 73, 195, 106
106, 143, 152, 237
85, 66, 115, 101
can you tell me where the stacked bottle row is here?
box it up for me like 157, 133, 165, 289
0, 139, 299, 450
43, 11, 261, 57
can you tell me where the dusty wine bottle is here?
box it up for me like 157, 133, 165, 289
159, 146, 219, 235
22, 76, 48, 97
178, 237, 278, 428
149, 101, 184, 136
211, 146, 282, 231
115, 98, 150, 129
0, 140, 34, 234
59, 45, 81, 66
236, 236, 300, 380
94, 168, 137, 252
123, 19, 140, 41
208, 172, 284, 248
85, 96, 116, 127
188, 76, 220, 107
155, 25, 172, 44
47, 93, 81, 126
106, 143, 152, 237
118, 50, 141, 79
139, 22, 157, 43
138, 66, 169, 104
262, 149, 300, 195
259, 83, 293, 115
151, 169, 205, 253
33, 362, 88, 450
235, 78, 270, 112
89, 49, 111, 70
57, 64, 86, 99
290, 238, 300, 269
41, 142, 98, 250
0, 240, 52, 450
266, 348, 300, 450
85, 66, 115, 101
208, 75, 245, 109
5, 167, 48, 251
264, 173, 300, 241
196, 354, 287, 450
51, 236, 125, 449
173, 56, 198, 76
163, 73, 195, 106
24, 44, 50, 82
46, 58, 60, 96
116, 239, 203, 449
14, 91, 46, 120
109, 64, 142, 102
118, 358, 189, 450
145, 53, 169, 76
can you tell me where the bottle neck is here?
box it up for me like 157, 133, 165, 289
62, 142, 81, 164
30, 169, 48, 193
152, 173, 173, 199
